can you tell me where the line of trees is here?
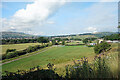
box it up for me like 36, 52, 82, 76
102, 34, 119, 41
2, 44, 49, 60
37, 37, 49, 45
70, 38, 82, 41
82, 38, 97, 44
2, 37, 49, 45
2, 39, 37, 44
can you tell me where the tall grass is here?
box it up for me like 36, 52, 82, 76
65, 56, 117, 79
105, 52, 118, 78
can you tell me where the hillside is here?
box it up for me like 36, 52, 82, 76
2, 32, 37, 39
51, 32, 117, 39
92, 32, 118, 37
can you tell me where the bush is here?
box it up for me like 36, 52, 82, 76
2, 54, 6, 60
44, 44, 49, 47
62, 41, 65, 45
6, 49, 16, 54
47, 63, 54, 70
16, 50, 27, 56
94, 41, 111, 54
26, 45, 41, 53
26, 46, 35, 53
6, 52, 18, 59
2, 68, 60, 80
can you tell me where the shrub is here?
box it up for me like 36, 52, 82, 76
16, 50, 27, 56
2, 54, 6, 60
44, 44, 49, 47
62, 41, 65, 45
6, 49, 16, 54
3, 69, 60, 80
6, 52, 18, 59
47, 63, 54, 70
94, 41, 111, 54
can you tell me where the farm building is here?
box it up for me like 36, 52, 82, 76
105, 40, 113, 43
112, 40, 119, 43
105, 40, 119, 43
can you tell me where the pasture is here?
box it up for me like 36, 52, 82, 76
2, 45, 95, 74
1, 43, 41, 54
71, 35, 97, 39
66, 41, 84, 45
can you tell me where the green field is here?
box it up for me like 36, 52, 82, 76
1, 43, 41, 54
66, 41, 84, 45
71, 35, 97, 39
2, 45, 95, 74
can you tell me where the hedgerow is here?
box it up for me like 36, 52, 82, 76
2, 44, 50, 60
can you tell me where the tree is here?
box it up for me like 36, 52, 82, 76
94, 41, 111, 54
52, 40, 58, 45
54, 38, 62, 42
82, 38, 89, 44
103, 34, 119, 41
6, 49, 16, 54
37, 37, 49, 45
62, 41, 65, 45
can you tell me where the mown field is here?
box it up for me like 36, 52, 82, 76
2, 45, 95, 74
1, 43, 41, 54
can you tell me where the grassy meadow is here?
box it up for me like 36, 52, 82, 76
2, 45, 95, 74
1, 43, 41, 54
71, 35, 97, 39
66, 41, 84, 45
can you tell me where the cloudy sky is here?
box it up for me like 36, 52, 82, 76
1, 0, 118, 36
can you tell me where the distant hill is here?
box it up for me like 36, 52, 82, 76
51, 32, 118, 39
92, 32, 118, 37
2, 32, 37, 39
1, 31, 117, 39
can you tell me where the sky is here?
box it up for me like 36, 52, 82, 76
1, 0, 118, 36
